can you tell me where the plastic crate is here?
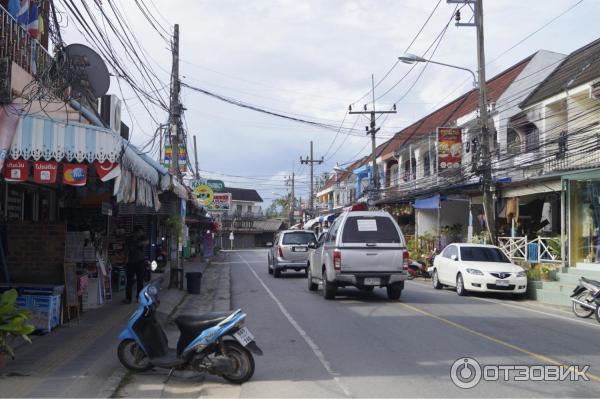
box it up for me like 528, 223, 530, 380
15, 294, 61, 332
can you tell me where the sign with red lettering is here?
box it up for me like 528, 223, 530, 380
33, 161, 58, 184
63, 163, 88, 186
3, 159, 29, 182
93, 160, 120, 182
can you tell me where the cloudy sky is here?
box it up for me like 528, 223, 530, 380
59, 0, 600, 205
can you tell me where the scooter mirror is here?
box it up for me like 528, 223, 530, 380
151, 260, 158, 271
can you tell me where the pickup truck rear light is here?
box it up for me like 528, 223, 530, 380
402, 250, 409, 270
278, 245, 284, 258
333, 249, 342, 271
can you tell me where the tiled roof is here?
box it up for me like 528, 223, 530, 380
380, 54, 534, 158
224, 187, 263, 203
521, 38, 600, 108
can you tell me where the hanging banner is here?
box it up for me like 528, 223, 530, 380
94, 160, 121, 182
163, 144, 187, 172
208, 192, 232, 211
4, 159, 29, 182
33, 161, 58, 184
63, 163, 88, 186
437, 127, 462, 170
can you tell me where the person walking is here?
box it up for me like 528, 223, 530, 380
122, 226, 149, 304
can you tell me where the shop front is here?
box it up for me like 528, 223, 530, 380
565, 169, 600, 270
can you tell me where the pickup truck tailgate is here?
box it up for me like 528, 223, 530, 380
340, 246, 404, 273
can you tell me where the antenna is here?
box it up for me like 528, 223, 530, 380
64, 43, 110, 98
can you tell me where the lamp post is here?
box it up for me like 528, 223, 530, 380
398, 53, 477, 86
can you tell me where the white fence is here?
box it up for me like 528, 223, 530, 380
497, 236, 563, 265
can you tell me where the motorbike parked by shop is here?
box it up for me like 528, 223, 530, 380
117, 273, 262, 384
570, 277, 600, 321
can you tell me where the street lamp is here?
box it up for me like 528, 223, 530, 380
398, 53, 477, 87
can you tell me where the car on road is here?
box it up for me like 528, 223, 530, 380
268, 230, 317, 278
430, 243, 527, 296
306, 207, 409, 300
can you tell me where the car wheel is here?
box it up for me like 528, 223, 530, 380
456, 273, 467, 296
386, 283, 402, 300
273, 267, 282, 278
432, 270, 443, 289
323, 270, 336, 300
307, 268, 318, 291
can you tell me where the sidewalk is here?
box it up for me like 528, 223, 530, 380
0, 257, 226, 398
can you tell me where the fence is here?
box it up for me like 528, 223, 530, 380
497, 236, 562, 265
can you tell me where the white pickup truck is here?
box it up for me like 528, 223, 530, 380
307, 209, 409, 300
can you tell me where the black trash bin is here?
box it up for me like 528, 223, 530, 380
185, 272, 203, 294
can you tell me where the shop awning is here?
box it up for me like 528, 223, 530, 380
413, 194, 442, 209
9, 114, 159, 185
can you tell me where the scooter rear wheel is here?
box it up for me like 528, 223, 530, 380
219, 340, 255, 384
572, 292, 595, 318
118, 339, 152, 372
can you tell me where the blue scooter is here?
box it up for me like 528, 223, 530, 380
117, 279, 262, 384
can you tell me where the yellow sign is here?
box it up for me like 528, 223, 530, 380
193, 184, 214, 206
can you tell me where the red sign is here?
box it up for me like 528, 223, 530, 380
3, 160, 29, 182
437, 127, 462, 170
33, 161, 58, 184
94, 160, 120, 182
63, 163, 88, 186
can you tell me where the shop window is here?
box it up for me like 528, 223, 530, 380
507, 128, 521, 155
569, 180, 600, 267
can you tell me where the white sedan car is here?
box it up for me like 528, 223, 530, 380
430, 243, 527, 296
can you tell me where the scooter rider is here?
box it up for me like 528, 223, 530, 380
123, 226, 149, 304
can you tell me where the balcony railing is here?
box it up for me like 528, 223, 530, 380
1, 4, 52, 76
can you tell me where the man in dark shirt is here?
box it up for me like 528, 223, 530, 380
123, 226, 149, 304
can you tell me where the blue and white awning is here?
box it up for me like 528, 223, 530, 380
9, 114, 159, 185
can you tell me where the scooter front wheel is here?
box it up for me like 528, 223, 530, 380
118, 339, 152, 372
219, 340, 255, 384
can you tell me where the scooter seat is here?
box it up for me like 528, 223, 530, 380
582, 277, 600, 287
175, 311, 232, 332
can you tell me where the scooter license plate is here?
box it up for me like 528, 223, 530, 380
233, 327, 255, 347
496, 280, 510, 287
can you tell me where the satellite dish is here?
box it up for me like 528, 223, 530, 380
64, 43, 110, 98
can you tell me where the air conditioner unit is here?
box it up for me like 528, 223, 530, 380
99, 95, 122, 133
590, 80, 600, 100
0, 58, 12, 104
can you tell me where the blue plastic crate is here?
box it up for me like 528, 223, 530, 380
15, 294, 61, 332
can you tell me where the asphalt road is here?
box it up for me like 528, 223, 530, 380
223, 249, 600, 398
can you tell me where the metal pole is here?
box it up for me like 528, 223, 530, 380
193, 135, 199, 179
310, 141, 314, 213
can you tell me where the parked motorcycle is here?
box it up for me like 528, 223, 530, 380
407, 260, 429, 279
570, 277, 600, 320
117, 280, 262, 384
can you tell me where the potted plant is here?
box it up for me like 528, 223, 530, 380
0, 289, 35, 367
541, 266, 558, 281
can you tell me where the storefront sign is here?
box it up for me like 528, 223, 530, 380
192, 184, 214, 206
207, 179, 225, 192
437, 127, 462, 170
63, 163, 88, 186
208, 192, 232, 211
3, 159, 29, 181
6, 187, 23, 220
33, 161, 58, 184
94, 160, 121, 181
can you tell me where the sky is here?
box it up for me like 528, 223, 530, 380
58, 0, 600, 206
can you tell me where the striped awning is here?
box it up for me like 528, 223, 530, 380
8, 114, 159, 185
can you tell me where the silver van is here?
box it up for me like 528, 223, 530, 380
268, 230, 317, 278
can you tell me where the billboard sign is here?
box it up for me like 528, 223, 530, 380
207, 179, 225, 192
192, 184, 214, 206
208, 192, 232, 211
437, 127, 462, 170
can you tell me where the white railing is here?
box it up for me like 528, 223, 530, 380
498, 236, 562, 264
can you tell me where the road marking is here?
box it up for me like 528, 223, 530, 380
236, 253, 352, 397
399, 302, 600, 382
407, 280, 600, 330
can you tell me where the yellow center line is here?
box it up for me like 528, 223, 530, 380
399, 302, 600, 382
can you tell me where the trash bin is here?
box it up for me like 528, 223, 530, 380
185, 272, 203, 294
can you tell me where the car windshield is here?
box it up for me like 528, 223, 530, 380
460, 247, 511, 263
282, 232, 316, 245
341, 216, 401, 244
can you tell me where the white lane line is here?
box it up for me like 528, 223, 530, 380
236, 253, 352, 398
407, 280, 600, 330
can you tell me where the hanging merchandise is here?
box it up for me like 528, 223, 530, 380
33, 161, 58, 184
3, 159, 29, 181
63, 163, 88, 186
94, 160, 121, 182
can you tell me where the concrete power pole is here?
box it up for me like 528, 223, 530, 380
300, 141, 323, 216
349, 75, 396, 203
193, 135, 199, 179
449, 0, 495, 242
285, 173, 295, 227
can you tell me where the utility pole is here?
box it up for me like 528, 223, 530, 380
284, 172, 295, 227
193, 135, 199, 179
449, 0, 495, 242
349, 75, 396, 203
300, 141, 323, 216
